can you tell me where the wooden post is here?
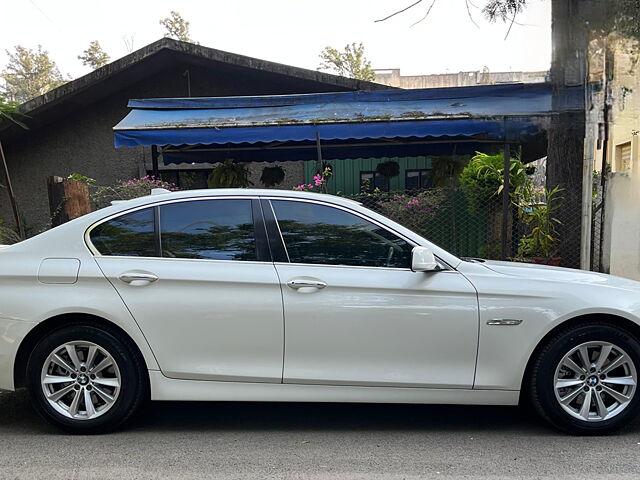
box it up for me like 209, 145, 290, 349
151, 145, 159, 178
47, 176, 92, 227
315, 132, 327, 193
0, 139, 25, 239
501, 142, 511, 260
315, 132, 323, 171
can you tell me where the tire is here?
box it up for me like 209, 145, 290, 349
26, 324, 147, 434
530, 322, 640, 435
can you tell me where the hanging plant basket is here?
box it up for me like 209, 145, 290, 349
260, 166, 285, 187
376, 160, 400, 179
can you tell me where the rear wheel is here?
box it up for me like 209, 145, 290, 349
26, 324, 146, 434
530, 323, 640, 435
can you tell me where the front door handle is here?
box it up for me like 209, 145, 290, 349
286, 279, 327, 290
118, 272, 159, 286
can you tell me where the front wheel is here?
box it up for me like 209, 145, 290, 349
530, 323, 640, 435
26, 324, 147, 434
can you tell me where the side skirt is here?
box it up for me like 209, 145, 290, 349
149, 371, 519, 405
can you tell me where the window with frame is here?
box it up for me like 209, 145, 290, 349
89, 208, 156, 257
615, 142, 632, 172
360, 171, 389, 192
405, 169, 433, 190
159, 199, 257, 260
271, 200, 413, 268
89, 199, 258, 261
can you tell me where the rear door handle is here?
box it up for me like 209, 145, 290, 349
118, 272, 159, 286
286, 280, 327, 290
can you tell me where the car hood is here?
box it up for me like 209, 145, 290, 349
478, 259, 640, 292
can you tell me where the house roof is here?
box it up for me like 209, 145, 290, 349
0, 38, 386, 140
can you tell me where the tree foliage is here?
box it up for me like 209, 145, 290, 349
160, 11, 193, 43
1, 45, 66, 104
0, 96, 27, 129
378, 0, 640, 42
78, 41, 110, 70
482, 0, 528, 22
318, 43, 376, 81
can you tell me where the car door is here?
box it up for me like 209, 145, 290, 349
89, 197, 284, 383
264, 197, 479, 389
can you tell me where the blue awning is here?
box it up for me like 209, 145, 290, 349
113, 83, 563, 150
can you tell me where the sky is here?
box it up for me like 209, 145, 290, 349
0, 0, 551, 80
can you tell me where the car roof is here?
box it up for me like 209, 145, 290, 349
103, 188, 362, 213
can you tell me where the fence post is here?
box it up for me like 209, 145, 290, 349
501, 145, 511, 260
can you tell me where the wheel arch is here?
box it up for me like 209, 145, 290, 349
520, 312, 640, 403
13, 313, 151, 390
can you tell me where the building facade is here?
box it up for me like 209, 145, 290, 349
0, 39, 384, 233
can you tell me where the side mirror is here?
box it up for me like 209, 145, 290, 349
411, 246, 439, 272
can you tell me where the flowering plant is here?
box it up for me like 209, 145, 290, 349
90, 175, 178, 208
294, 166, 333, 193
376, 191, 442, 225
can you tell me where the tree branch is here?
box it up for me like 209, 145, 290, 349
504, 13, 517, 39
465, 0, 480, 29
375, 0, 422, 23
410, 0, 438, 27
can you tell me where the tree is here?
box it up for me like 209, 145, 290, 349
318, 43, 376, 81
160, 11, 193, 43
1, 45, 66, 103
78, 41, 110, 69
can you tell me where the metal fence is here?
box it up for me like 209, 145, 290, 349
590, 172, 607, 273
343, 185, 583, 267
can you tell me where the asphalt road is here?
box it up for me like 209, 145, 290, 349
1, 389, 640, 479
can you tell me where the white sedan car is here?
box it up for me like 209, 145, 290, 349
1, 189, 639, 435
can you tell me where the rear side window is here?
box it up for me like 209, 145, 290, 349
89, 208, 156, 257
271, 200, 413, 268
90, 199, 258, 261
159, 199, 256, 261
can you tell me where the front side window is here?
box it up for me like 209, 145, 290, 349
89, 208, 156, 257
271, 200, 413, 268
90, 199, 257, 261
159, 199, 256, 260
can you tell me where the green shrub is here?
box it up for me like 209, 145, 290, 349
459, 152, 527, 214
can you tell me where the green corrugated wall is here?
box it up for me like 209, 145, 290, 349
303, 157, 433, 194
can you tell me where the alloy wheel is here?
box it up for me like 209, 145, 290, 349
40, 341, 121, 420
554, 341, 637, 422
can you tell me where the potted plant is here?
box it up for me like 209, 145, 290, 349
376, 160, 400, 181
515, 185, 563, 265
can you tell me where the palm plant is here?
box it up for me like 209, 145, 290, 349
207, 159, 253, 188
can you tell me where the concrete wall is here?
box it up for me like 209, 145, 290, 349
603, 170, 640, 279
0, 63, 349, 234
373, 68, 548, 89
592, 38, 640, 279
